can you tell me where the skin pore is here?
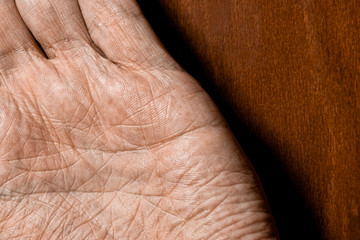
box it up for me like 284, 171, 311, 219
0, 0, 278, 239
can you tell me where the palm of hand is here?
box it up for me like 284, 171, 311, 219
0, 0, 276, 239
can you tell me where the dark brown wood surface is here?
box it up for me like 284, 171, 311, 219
138, 1, 360, 239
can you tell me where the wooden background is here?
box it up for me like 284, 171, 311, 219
137, 1, 360, 239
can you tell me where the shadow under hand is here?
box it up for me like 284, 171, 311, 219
137, 0, 321, 239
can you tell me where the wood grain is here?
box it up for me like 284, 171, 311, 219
138, 0, 360, 239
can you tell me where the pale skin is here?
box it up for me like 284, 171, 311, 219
0, 0, 278, 239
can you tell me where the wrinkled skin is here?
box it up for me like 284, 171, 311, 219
0, 0, 277, 239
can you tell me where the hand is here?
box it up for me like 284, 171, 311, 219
0, 0, 277, 239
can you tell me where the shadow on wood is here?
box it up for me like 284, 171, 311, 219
137, 1, 324, 239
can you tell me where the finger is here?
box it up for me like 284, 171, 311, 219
0, 0, 44, 70
78, 0, 178, 69
16, 0, 98, 59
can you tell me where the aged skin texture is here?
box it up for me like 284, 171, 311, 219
0, 0, 277, 239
